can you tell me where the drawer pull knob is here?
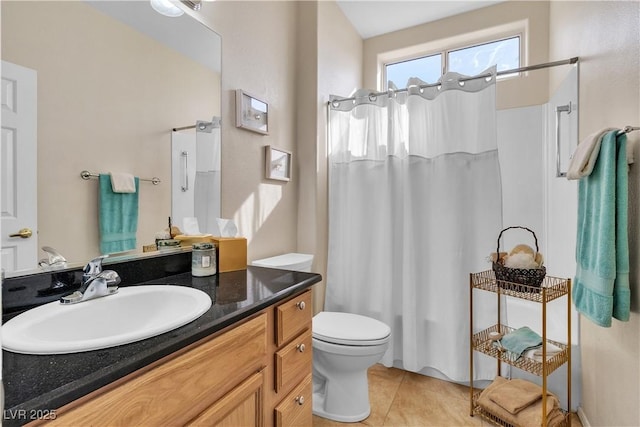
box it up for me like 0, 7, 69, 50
295, 395, 305, 405
297, 343, 306, 353
296, 301, 306, 310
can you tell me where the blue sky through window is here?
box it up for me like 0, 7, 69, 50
386, 53, 442, 87
448, 37, 519, 75
384, 36, 520, 88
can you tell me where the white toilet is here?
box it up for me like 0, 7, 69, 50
251, 253, 391, 423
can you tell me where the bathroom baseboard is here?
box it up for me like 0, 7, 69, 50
577, 406, 591, 427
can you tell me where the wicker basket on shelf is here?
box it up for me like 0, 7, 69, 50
492, 226, 546, 290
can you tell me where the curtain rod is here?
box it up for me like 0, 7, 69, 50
329, 57, 579, 104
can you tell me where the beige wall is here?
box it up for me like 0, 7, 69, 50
201, 1, 299, 262
2, 1, 219, 266
201, 1, 361, 312
363, 1, 550, 110
549, 2, 640, 425
311, 1, 363, 312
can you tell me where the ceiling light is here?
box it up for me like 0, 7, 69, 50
150, 0, 184, 17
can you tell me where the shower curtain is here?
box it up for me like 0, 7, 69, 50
326, 69, 503, 382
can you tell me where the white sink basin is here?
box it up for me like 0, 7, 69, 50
2, 285, 212, 355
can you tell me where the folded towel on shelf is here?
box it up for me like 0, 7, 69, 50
109, 172, 137, 193
566, 128, 616, 180
573, 130, 630, 327
496, 326, 543, 362
488, 378, 548, 414
99, 174, 139, 254
477, 376, 563, 427
524, 342, 563, 362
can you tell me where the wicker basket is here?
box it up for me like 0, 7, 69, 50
492, 226, 546, 290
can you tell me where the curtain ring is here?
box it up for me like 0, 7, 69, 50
331, 100, 340, 108
369, 94, 377, 102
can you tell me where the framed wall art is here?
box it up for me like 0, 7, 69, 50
235, 89, 268, 135
265, 146, 291, 182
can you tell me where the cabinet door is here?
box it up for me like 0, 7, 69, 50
187, 370, 264, 427
274, 374, 312, 427
47, 314, 267, 426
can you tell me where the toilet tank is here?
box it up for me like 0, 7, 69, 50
251, 253, 314, 272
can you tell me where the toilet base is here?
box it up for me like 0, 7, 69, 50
312, 365, 372, 422
312, 391, 370, 423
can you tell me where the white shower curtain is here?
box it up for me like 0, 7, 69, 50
326, 70, 503, 382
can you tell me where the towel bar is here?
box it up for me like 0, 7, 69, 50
617, 125, 640, 136
80, 170, 160, 185
555, 102, 572, 178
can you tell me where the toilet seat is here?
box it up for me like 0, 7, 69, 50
313, 312, 390, 346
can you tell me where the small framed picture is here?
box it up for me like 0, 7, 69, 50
265, 146, 291, 182
235, 89, 268, 135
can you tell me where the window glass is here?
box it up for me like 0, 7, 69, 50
385, 53, 442, 88
448, 36, 520, 76
383, 35, 521, 89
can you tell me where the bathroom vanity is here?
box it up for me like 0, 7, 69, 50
2, 251, 320, 426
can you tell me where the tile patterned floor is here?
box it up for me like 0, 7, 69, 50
313, 364, 582, 427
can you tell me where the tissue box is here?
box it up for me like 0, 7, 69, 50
174, 234, 214, 247
212, 237, 247, 272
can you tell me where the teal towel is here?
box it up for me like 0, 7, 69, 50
573, 131, 630, 327
99, 174, 139, 254
496, 326, 542, 362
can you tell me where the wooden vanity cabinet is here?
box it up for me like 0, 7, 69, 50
269, 290, 313, 427
41, 313, 268, 427
30, 288, 314, 427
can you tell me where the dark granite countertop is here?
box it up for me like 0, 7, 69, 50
2, 265, 321, 426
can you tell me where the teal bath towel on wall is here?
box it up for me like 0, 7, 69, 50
99, 174, 139, 254
573, 131, 630, 327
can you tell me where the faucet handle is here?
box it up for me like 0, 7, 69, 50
39, 246, 68, 269
83, 255, 109, 276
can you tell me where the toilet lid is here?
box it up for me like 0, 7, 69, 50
313, 312, 391, 346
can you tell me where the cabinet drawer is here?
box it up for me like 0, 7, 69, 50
275, 329, 312, 393
274, 374, 312, 427
276, 290, 312, 346
48, 313, 267, 426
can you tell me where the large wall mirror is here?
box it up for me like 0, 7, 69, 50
1, 0, 221, 276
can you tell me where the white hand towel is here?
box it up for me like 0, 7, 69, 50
110, 172, 137, 193
566, 128, 616, 180
524, 342, 563, 362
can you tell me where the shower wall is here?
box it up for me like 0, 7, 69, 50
171, 125, 221, 236
496, 69, 581, 409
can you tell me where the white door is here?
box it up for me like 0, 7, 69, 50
1, 60, 38, 273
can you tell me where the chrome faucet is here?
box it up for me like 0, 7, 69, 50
60, 255, 121, 304
38, 246, 68, 270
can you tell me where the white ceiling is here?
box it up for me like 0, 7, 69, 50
335, 1, 506, 39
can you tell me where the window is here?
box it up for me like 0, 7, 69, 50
386, 53, 442, 87
384, 36, 520, 89
448, 37, 520, 76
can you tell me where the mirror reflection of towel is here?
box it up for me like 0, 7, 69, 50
99, 174, 139, 254
109, 172, 137, 193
